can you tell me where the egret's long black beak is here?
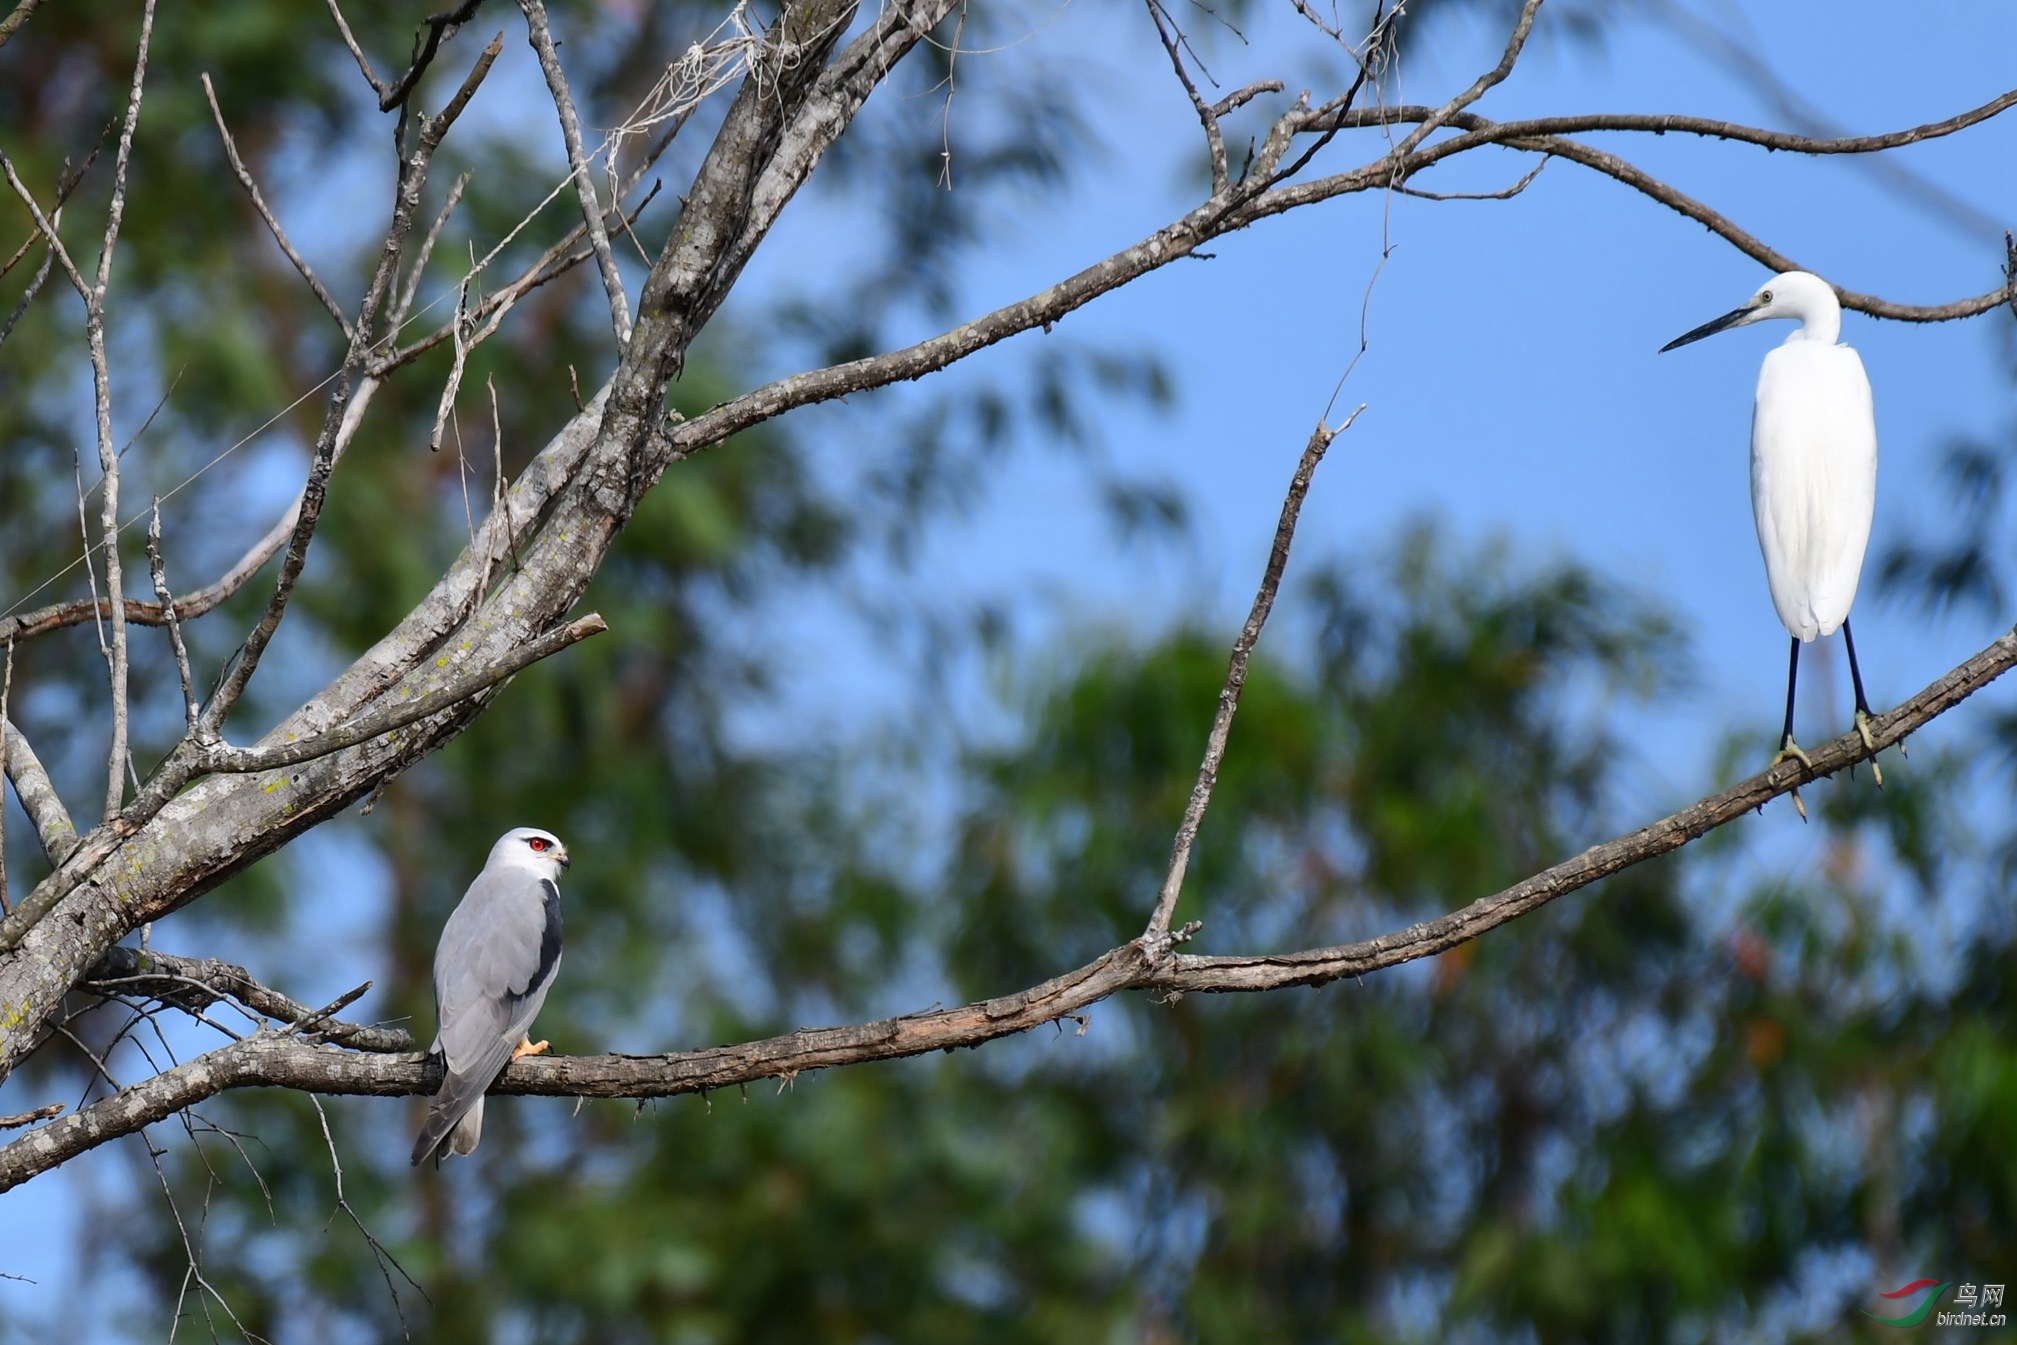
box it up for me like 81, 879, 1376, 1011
1659, 304, 1754, 352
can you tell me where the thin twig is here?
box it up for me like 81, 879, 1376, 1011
0, 1103, 61, 1129
0, 380, 382, 645
0, 139, 102, 283
379, 0, 488, 112
520, 0, 631, 345
1390, 0, 1544, 161
201, 73, 353, 339
0, 149, 90, 300
1392, 158, 1547, 201
87, 946, 412, 1051
374, 179, 662, 377
390, 171, 468, 331
428, 267, 477, 452
0, 237, 54, 355
86, 0, 159, 822
1143, 405, 1360, 942
284, 983, 372, 1037
0, 638, 11, 912
309, 1095, 425, 1334
1146, 0, 1229, 195
145, 503, 200, 732
489, 373, 520, 575
324, 0, 386, 97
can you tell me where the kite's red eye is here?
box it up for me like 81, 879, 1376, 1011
528, 837, 548, 852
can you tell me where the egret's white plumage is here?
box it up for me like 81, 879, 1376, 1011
1662, 270, 1883, 787
411, 827, 569, 1167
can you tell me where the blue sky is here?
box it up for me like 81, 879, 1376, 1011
6, 0, 2017, 1332
730, 0, 2017, 839
742, 0, 2017, 774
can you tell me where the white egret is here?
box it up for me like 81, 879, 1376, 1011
1661, 270, 1882, 804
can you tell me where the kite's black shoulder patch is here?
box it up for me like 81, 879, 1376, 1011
508, 879, 564, 1003
529, 878, 563, 993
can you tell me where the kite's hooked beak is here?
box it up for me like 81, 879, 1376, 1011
557, 848, 572, 873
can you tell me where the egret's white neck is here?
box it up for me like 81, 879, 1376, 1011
1785, 302, 1841, 346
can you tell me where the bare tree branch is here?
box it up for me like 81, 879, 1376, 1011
73, 0, 159, 821
378, 0, 487, 113
1146, 0, 1233, 195
1464, 130, 2013, 321
1388, 0, 1544, 160
324, 0, 387, 98
661, 91, 2016, 468
1146, 407, 1359, 941
388, 170, 467, 332
519, 0, 631, 346
1, 719, 76, 865
85, 947, 413, 1052
0, 0, 943, 1067
0, 1103, 62, 1129
1318, 88, 2017, 157
0, 237, 54, 354
0, 640, 10, 911
144, 503, 199, 733
0, 47, 504, 963
196, 612, 606, 775
0, 379, 381, 646
196, 33, 501, 742
0, 0, 45, 51
201, 72, 354, 340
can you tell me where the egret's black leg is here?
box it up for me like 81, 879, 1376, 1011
1841, 619, 1874, 718
1842, 618, 1883, 787
1781, 635, 1800, 750
1772, 635, 1812, 819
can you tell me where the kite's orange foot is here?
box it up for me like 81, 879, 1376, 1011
512, 1038, 550, 1060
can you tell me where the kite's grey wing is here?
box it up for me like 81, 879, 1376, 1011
409, 865, 562, 1166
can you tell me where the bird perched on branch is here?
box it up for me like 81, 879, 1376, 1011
411, 827, 569, 1166
1661, 270, 1883, 815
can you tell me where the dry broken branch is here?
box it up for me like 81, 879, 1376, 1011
1145, 407, 1359, 941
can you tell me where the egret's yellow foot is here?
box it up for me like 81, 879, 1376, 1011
1771, 736, 1813, 773
1853, 709, 1884, 789
1771, 736, 1812, 821
512, 1038, 549, 1060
